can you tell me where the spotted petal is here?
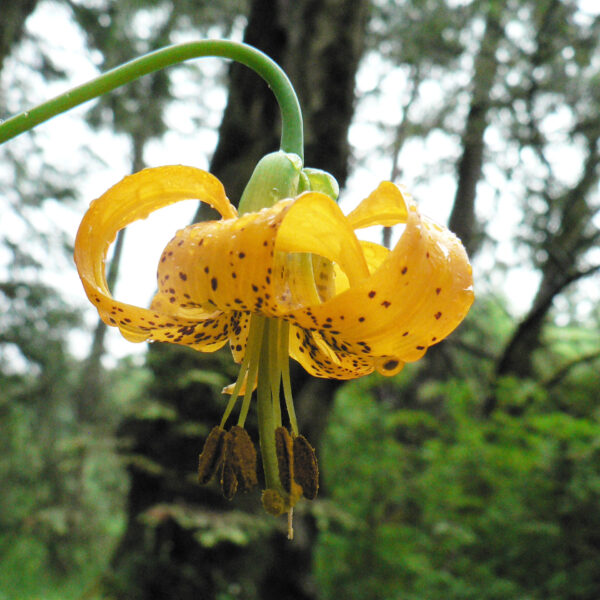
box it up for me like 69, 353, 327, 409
74, 166, 237, 350
283, 184, 474, 376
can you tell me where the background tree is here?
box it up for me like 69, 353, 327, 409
105, 1, 370, 599
2, 0, 600, 599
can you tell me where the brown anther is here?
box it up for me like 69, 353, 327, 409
221, 458, 238, 500
275, 426, 294, 494
219, 425, 258, 500
293, 434, 319, 500
198, 426, 226, 485
227, 425, 258, 492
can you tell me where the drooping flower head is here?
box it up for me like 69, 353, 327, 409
0, 34, 472, 539
75, 150, 473, 536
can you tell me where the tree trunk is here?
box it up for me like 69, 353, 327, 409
447, 0, 504, 257
106, 1, 369, 598
0, 0, 39, 74
485, 136, 600, 415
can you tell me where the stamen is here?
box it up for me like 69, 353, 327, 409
198, 426, 226, 484
287, 508, 294, 540
236, 315, 265, 427
275, 426, 294, 493
268, 319, 282, 428
221, 315, 265, 428
293, 434, 319, 500
219, 426, 258, 500
279, 322, 298, 435
238, 349, 259, 427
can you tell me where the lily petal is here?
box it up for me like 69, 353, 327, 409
346, 181, 409, 229
288, 324, 373, 379
286, 195, 474, 371
275, 192, 370, 286
74, 166, 237, 349
155, 199, 293, 319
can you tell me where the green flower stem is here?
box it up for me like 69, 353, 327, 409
257, 318, 284, 495
0, 40, 304, 159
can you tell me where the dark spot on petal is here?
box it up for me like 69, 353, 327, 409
434, 312, 442, 320
179, 272, 187, 281
382, 359, 399, 371
368, 291, 376, 298
401, 266, 408, 275
211, 277, 218, 291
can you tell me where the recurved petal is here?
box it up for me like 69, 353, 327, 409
275, 192, 370, 286
74, 166, 237, 349
345, 181, 409, 229
288, 325, 374, 379
332, 240, 389, 296
229, 311, 251, 363
286, 200, 474, 370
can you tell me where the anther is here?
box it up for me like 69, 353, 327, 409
228, 425, 259, 492
198, 426, 226, 485
293, 434, 319, 500
219, 425, 258, 500
275, 427, 303, 503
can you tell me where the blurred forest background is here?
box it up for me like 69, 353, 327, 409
1, 0, 600, 598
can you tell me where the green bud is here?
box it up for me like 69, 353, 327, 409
238, 151, 303, 215
300, 167, 339, 200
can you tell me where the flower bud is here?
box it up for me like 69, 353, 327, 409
238, 151, 303, 214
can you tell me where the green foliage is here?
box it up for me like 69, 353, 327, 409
1, 0, 600, 598
315, 372, 600, 600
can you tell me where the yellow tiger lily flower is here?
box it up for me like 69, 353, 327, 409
75, 164, 473, 376
74, 163, 473, 533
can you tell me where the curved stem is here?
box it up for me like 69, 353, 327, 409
0, 40, 304, 159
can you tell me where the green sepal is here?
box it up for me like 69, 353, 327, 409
238, 151, 303, 215
300, 167, 339, 200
